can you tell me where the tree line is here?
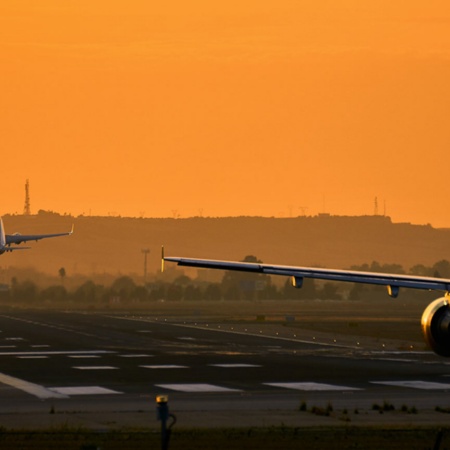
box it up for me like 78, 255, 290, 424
1, 257, 449, 305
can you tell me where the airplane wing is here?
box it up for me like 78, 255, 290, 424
5, 225, 74, 245
163, 255, 450, 297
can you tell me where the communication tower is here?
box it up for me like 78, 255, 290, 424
24, 179, 31, 215
374, 197, 378, 216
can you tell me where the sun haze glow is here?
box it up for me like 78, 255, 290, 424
1, 1, 450, 226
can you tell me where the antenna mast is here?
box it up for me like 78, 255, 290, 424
24, 179, 31, 215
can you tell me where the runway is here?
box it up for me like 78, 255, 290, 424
0, 309, 450, 429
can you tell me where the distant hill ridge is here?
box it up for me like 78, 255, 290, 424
2, 213, 450, 277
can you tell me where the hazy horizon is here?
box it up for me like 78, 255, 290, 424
0, 209, 441, 228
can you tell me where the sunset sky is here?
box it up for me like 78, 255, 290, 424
1, 1, 450, 226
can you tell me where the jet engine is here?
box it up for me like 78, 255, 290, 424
12, 232, 22, 245
421, 297, 450, 357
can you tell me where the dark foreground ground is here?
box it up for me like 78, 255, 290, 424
0, 298, 449, 449
1, 426, 450, 449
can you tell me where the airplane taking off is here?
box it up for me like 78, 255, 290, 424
0, 217, 73, 254
163, 251, 450, 357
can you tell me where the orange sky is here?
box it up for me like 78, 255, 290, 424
1, 1, 450, 226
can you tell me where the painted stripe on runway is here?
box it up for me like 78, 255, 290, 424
17, 356, 48, 359
0, 372, 68, 399
119, 354, 154, 358
0, 350, 115, 356
264, 382, 362, 391
210, 364, 261, 368
141, 365, 188, 369
68, 355, 100, 359
372, 380, 450, 390
155, 383, 241, 393
50, 386, 122, 396
73, 366, 118, 370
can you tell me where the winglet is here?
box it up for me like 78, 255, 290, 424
161, 246, 165, 273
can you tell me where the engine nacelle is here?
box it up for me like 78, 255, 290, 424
12, 232, 23, 245
421, 297, 450, 357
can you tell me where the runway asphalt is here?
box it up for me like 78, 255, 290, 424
1, 308, 450, 430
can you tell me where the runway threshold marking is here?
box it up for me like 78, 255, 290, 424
50, 386, 122, 396
372, 380, 450, 390
73, 366, 118, 370
0, 372, 68, 399
140, 365, 189, 369
264, 382, 362, 391
210, 364, 262, 368
155, 383, 241, 393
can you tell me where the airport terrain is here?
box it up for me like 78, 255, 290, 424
2, 213, 450, 279
1, 300, 450, 448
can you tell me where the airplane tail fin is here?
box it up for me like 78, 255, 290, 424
0, 218, 30, 253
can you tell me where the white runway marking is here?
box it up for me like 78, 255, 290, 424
50, 386, 122, 396
210, 364, 261, 368
17, 356, 48, 359
68, 355, 100, 359
0, 372, 67, 399
0, 350, 115, 356
5, 337, 24, 341
155, 383, 241, 393
31, 345, 50, 348
119, 354, 154, 358
264, 382, 362, 391
73, 366, 118, 370
372, 380, 450, 390
140, 365, 188, 369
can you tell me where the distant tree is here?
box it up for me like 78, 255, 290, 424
173, 275, 192, 286
221, 255, 270, 301
148, 282, 167, 302
11, 279, 38, 303
166, 284, 183, 301
40, 285, 67, 302
432, 260, 450, 278
59, 267, 66, 284
134, 285, 149, 302
73, 280, 104, 303
110, 276, 137, 302
319, 282, 342, 300
184, 284, 202, 301
203, 283, 222, 301
409, 264, 431, 277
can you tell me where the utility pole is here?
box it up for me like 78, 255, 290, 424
142, 248, 150, 284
